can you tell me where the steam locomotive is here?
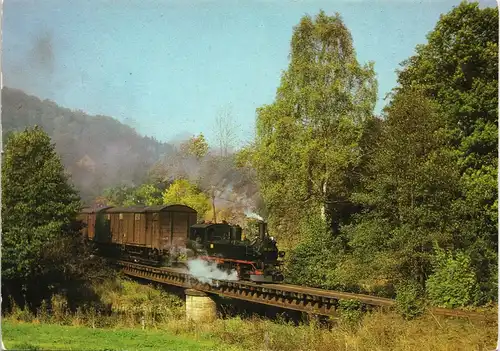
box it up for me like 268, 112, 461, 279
78, 204, 285, 283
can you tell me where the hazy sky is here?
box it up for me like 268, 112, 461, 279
3, 0, 497, 147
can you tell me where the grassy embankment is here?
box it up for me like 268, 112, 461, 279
2, 276, 497, 351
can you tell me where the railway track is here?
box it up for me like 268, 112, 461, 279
116, 260, 487, 320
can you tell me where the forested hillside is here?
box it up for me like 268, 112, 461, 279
2, 87, 173, 203
244, 3, 498, 311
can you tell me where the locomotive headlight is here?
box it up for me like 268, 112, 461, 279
278, 251, 285, 258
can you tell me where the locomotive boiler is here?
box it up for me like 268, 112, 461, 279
78, 204, 285, 283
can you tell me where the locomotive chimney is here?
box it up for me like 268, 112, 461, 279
211, 186, 217, 223
258, 221, 267, 241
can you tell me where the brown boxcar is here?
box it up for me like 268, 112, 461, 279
77, 206, 112, 240
101, 204, 197, 252
77, 204, 198, 262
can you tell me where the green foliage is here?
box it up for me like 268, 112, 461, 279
250, 5, 497, 308
337, 299, 364, 327
180, 133, 209, 160
285, 212, 345, 290
395, 1, 498, 302
346, 89, 460, 289
1, 126, 114, 313
134, 183, 164, 206
102, 185, 136, 206
395, 281, 425, 320
252, 10, 377, 245
102, 183, 163, 207
426, 247, 480, 308
397, 2, 498, 157
2, 126, 82, 282
162, 179, 211, 219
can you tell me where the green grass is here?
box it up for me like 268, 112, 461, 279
3, 276, 497, 351
2, 320, 242, 351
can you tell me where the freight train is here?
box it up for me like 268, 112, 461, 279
78, 204, 285, 283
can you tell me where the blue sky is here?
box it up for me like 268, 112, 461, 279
3, 0, 497, 147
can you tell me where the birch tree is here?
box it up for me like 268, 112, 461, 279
252, 10, 377, 240
214, 105, 238, 158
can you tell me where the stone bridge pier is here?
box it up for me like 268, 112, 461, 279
185, 289, 217, 322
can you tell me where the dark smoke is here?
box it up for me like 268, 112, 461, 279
30, 32, 55, 75
4, 30, 61, 96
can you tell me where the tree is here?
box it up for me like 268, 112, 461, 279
147, 157, 181, 185
180, 133, 209, 160
133, 183, 163, 206
397, 2, 497, 162
102, 185, 136, 206
162, 179, 211, 220
150, 135, 208, 187
395, 1, 498, 300
204, 206, 244, 225
1, 126, 83, 306
214, 105, 238, 157
101, 183, 163, 207
252, 10, 377, 244
342, 89, 461, 290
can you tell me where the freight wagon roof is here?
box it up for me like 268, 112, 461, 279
104, 204, 197, 213
146, 204, 197, 213
80, 206, 113, 213
105, 206, 147, 213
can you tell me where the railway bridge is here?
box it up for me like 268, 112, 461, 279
117, 260, 484, 320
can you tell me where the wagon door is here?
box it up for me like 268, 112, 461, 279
145, 212, 152, 248
159, 212, 171, 250
172, 211, 189, 248
132, 213, 144, 245
117, 213, 125, 244
109, 213, 119, 244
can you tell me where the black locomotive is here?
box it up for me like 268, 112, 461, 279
187, 221, 285, 283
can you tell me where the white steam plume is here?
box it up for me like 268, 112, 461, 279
187, 258, 238, 285
245, 210, 264, 221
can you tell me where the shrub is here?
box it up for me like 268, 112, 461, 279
285, 212, 343, 290
337, 299, 364, 328
426, 247, 481, 308
395, 281, 425, 319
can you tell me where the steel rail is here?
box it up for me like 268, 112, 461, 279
116, 260, 487, 320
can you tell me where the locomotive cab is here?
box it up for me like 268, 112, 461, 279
189, 223, 236, 244
188, 223, 247, 256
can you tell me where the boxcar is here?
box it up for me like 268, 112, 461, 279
77, 206, 112, 241
79, 204, 198, 262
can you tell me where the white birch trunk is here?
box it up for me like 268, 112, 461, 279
320, 179, 327, 221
